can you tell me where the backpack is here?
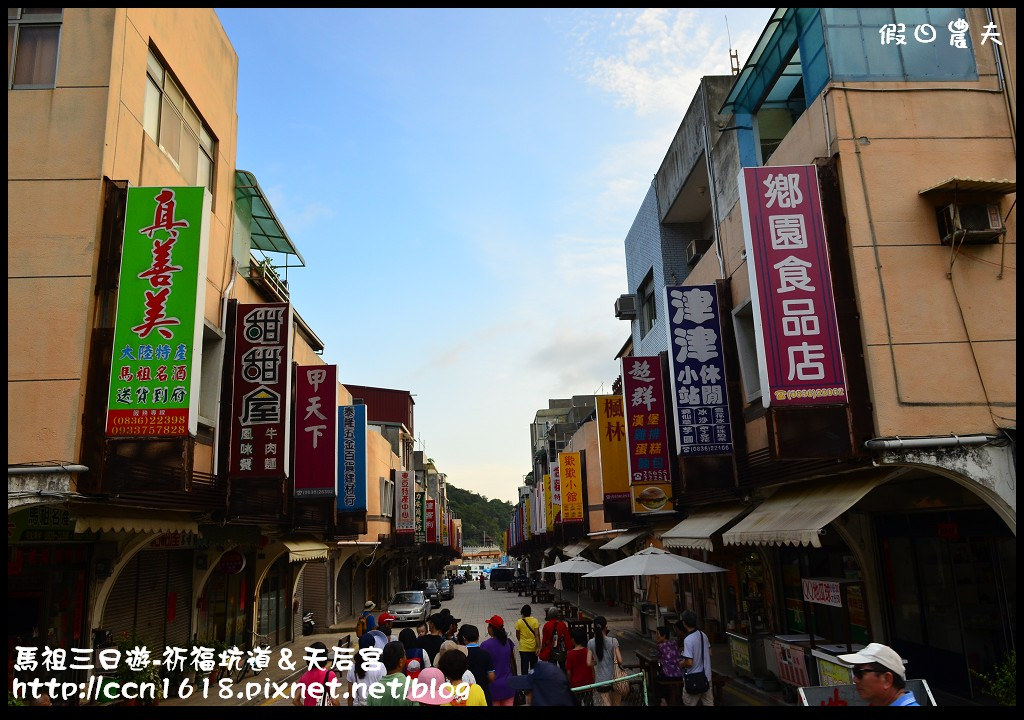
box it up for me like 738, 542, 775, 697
355, 612, 368, 638
544, 621, 567, 664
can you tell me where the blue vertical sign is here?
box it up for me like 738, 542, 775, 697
337, 404, 367, 511
665, 285, 733, 455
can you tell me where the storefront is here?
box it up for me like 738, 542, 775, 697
876, 505, 1015, 700
7, 507, 92, 685
195, 547, 255, 649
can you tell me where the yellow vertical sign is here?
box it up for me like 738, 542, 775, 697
596, 395, 630, 503
544, 474, 554, 530
559, 451, 584, 522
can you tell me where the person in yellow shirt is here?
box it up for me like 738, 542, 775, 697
514, 604, 541, 673
437, 649, 487, 706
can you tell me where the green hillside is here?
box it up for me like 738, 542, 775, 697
447, 484, 513, 549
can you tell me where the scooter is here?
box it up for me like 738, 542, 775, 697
302, 611, 315, 636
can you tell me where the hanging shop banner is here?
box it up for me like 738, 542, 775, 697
739, 164, 848, 407
621, 356, 672, 485
229, 302, 292, 478
395, 470, 414, 533
293, 364, 338, 497
414, 491, 426, 543
558, 451, 584, 522
596, 395, 630, 505
441, 508, 449, 546
338, 405, 367, 511
543, 474, 554, 530
631, 482, 674, 516
551, 464, 562, 524
665, 285, 734, 456
106, 186, 210, 437
425, 498, 437, 544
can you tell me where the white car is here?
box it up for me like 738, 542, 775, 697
387, 590, 431, 624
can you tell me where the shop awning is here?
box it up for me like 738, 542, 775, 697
74, 513, 198, 536
283, 538, 329, 563
562, 540, 593, 557
598, 529, 646, 551
918, 177, 1016, 195
723, 477, 884, 548
234, 170, 306, 265
660, 503, 750, 551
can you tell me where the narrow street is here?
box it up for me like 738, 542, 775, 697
162, 579, 788, 708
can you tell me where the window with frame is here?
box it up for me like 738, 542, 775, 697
638, 271, 657, 337
732, 300, 762, 403
8, 8, 62, 89
143, 47, 215, 193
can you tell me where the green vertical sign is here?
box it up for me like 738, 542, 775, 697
414, 491, 425, 543
106, 187, 209, 437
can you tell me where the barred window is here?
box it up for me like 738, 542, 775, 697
8, 8, 62, 89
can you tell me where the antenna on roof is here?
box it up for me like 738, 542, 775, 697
726, 15, 740, 75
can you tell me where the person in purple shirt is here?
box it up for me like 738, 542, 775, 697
654, 625, 682, 705
481, 615, 517, 706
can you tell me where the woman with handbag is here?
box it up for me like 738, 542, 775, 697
678, 610, 714, 706
515, 605, 541, 674
586, 616, 624, 707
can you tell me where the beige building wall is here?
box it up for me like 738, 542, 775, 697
697, 17, 1016, 448
8, 8, 239, 469
568, 420, 612, 534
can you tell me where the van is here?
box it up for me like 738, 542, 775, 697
488, 567, 516, 590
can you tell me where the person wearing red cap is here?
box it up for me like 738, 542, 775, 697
482, 615, 517, 706
376, 612, 397, 640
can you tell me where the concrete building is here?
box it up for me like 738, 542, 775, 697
7, 9, 458, 697
610, 7, 1015, 704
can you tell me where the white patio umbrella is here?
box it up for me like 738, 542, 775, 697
582, 545, 725, 577
541, 556, 605, 613
582, 546, 724, 626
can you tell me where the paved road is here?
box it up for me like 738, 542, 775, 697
162, 580, 787, 707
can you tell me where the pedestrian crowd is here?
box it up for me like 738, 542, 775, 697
293, 602, 643, 706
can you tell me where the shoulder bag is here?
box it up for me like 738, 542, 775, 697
683, 631, 710, 695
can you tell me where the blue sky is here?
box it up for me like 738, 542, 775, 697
214, 8, 774, 503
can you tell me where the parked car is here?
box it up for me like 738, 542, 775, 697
387, 590, 431, 624
438, 578, 454, 600
413, 578, 441, 607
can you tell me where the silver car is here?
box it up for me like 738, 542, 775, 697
387, 590, 430, 624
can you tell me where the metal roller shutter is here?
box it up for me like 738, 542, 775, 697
165, 551, 193, 650
352, 564, 366, 618
102, 554, 141, 642
336, 558, 353, 620
300, 561, 329, 631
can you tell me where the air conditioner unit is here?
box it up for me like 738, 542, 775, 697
685, 239, 702, 266
937, 203, 1005, 245
614, 294, 637, 320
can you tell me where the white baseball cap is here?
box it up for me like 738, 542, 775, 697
837, 643, 907, 680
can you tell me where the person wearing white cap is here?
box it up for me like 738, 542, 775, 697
837, 643, 920, 706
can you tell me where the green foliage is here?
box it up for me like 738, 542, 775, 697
446, 483, 513, 548
972, 651, 1015, 706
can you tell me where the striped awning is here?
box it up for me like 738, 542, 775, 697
561, 540, 593, 557
723, 477, 884, 548
918, 177, 1015, 195
283, 538, 329, 563
661, 503, 749, 551
74, 513, 198, 536
598, 529, 645, 551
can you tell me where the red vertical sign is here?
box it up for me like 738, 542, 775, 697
293, 364, 337, 497
229, 302, 291, 478
621, 356, 672, 485
425, 498, 436, 543
740, 165, 848, 406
